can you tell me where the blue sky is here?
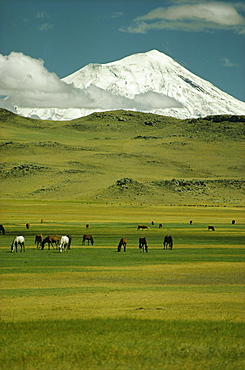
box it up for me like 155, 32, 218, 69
0, 0, 245, 102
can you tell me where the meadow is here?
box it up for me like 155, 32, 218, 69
0, 110, 244, 368
0, 202, 245, 369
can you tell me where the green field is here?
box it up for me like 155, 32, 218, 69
0, 203, 245, 369
0, 110, 245, 368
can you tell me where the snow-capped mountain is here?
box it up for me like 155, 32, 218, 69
16, 50, 245, 120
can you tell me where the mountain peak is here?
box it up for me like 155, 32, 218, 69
14, 50, 245, 120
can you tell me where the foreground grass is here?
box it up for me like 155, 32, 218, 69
1, 318, 244, 370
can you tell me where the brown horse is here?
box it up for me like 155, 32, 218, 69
41, 235, 60, 250
138, 225, 148, 230
208, 226, 215, 231
26, 223, 30, 230
35, 234, 43, 248
82, 234, 94, 245
139, 237, 148, 253
163, 235, 173, 250
117, 238, 127, 252
232, 220, 236, 225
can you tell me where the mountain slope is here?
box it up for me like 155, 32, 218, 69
16, 50, 245, 120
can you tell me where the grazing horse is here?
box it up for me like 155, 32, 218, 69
58, 236, 70, 253
41, 219, 45, 224
139, 237, 148, 253
67, 235, 72, 250
159, 223, 162, 229
163, 235, 173, 250
26, 223, 30, 230
138, 225, 148, 230
232, 220, 236, 225
0, 224, 5, 235
82, 234, 94, 245
117, 238, 127, 252
41, 235, 60, 250
208, 226, 215, 231
11, 236, 25, 252
190, 220, 193, 225
35, 234, 43, 248
86, 224, 90, 229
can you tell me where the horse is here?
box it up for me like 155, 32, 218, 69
117, 238, 127, 252
138, 225, 148, 230
58, 236, 70, 253
35, 234, 43, 248
41, 235, 60, 250
190, 220, 193, 225
41, 219, 45, 224
159, 223, 162, 229
0, 224, 5, 235
67, 235, 72, 250
232, 220, 236, 225
139, 237, 148, 253
208, 226, 215, 231
26, 223, 30, 229
11, 236, 25, 252
82, 234, 94, 245
86, 224, 90, 229
163, 235, 173, 250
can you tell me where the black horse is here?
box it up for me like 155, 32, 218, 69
0, 225, 5, 235
139, 237, 148, 253
163, 235, 173, 250
35, 234, 43, 248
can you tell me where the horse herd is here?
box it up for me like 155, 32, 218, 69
9, 233, 173, 254
3, 219, 236, 253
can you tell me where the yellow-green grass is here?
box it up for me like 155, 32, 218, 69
1, 261, 244, 322
1, 110, 245, 368
1, 109, 244, 205
1, 204, 244, 322
0, 203, 244, 368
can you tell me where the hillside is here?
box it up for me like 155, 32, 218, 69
0, 108, 244, 206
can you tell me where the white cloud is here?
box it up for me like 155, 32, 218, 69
121, 2, 245, 33
39, 23, 55, 31
222, 57, 238, 67
0, 52, 182, 112
111, 12, 124, 18
36, 12, 50, 19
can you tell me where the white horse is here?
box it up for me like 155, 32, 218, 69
59, 236, 69, 253
11, 236, 25, 252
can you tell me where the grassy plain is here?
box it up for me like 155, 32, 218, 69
0, 110, 245, 368
0, 203, 245, 369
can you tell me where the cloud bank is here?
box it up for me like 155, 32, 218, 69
0, 52, 182, 112
121, 2, 245, 33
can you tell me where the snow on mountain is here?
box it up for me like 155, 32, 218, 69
16, 50, 245, 120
